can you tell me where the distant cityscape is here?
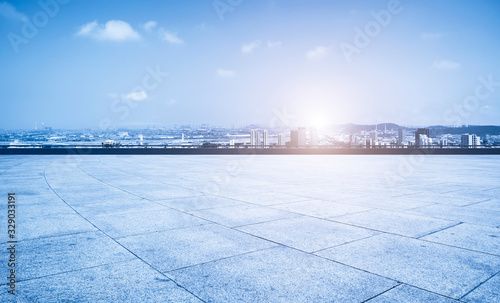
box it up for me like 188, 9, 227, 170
1, 123, 500, 148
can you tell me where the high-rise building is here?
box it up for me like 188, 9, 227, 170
310, 128, 318, 146
298, 127, 307, 146
250, 129, 255, 146
398, 129, 406, 145
263, 130, 269, 146
290, 130, 298, 146
418, 134, 429, 147
369, 131, 378, 143
250, 129, 260, 147
461, 134, 480, 147
278, 133, 286, 146
474, 134, 481, 146
415, 128, 430, 147
440, 137, 448, 146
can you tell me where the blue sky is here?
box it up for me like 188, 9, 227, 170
1, 0, 500, 129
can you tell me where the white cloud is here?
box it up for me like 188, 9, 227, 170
142, 21, 157, 31
77, 20, 140, 41
159, 30, 184, 44
241, 40, 262, 54
77, 21, 98, 36
0, 2, 28, 22
217, 69, 236, 78
267, 41, 282, 48
124, 91, 148, 101
433, 60, 461, 71
421, 32, 443, 40
306, 46, 329, 60
107, 93, 119, 99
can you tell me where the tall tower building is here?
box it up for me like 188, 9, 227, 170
263, 130, 269, 146
473, 134, 481, 146
418, 134, 429, 146
278, 133, 286, 146
461, 134, 472, 147
369, 131, 378, 143
298, 127, 306, 146
250, 129, 260, 147
415, 128, 430, 147
398, 129, 406, 145
290, 130, 298, 146
250, 130, 255, 146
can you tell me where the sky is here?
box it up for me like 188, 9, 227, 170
1, 0, 500, 129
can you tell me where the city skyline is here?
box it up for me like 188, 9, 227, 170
1, 0, 500, 129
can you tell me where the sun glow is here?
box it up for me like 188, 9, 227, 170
309, 112, 328, 129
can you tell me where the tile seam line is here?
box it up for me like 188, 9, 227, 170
415, 222, 464, 239
164, 246, 279, 274
74, 159, 297, 248
111, 221, 213, 239
316, 250, 476, 302
43, 160, 208, 303
190, 196, 500, 258
458, 269, 500, 300
94, 156, 201, 192
231, 227, 404, 285
362, 283, 402, 302
85, 156, 190, 189
0, 230, 98, 244
402, 209, 500, 230
73, 160, 268, 236
323, 217, 500, 258
0, 259, 135, 286
52, 159, 498, 296
364, 283, 464, 302
459, 198, 492, 207
76, 161, 210, 202
310, 234, 381, 254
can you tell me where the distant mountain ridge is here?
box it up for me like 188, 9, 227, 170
332, 124, 500, 136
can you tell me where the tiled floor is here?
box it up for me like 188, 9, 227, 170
0, 155, 499, 302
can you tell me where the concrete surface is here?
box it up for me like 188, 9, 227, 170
0, 155, 499, 302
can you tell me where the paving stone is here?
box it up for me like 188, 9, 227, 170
16, 259, 203, 302
422, 223, 500, 255
366, 284, 459, 302
333, 209, 458, 238
462, 272, 500, 302
168, 246, 397, 303
89, 208, 210, 238
271, 199, 371, 218
189, 204, 299, 228
119, 224, 276, 271
316, 233, 500, 299
237, 216, 379, 253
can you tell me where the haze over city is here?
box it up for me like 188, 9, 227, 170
1, 0, 500, 129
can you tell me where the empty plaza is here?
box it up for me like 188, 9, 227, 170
1, 155, 499, 302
